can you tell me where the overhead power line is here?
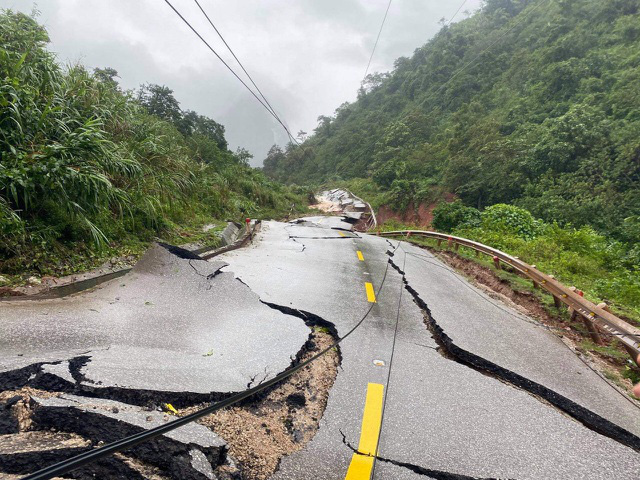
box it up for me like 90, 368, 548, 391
446, 0, 468, 25
191, 0, 299, 145
363, 0, 393, 81
163, 0, 299, 145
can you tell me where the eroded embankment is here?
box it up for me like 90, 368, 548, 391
183, 323, 339, 480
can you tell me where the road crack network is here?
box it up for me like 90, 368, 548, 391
386, 253, 640, 453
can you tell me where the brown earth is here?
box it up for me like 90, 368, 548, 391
377, 193, 457, 227
181, 328, 340, 480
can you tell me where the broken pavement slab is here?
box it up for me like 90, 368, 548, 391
0, 244, 310, 396
28, 393, 226, 480
397, 241, 640, 438
0, 431, 146, 479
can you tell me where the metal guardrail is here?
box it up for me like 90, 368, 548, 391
379, 230, 640, 365
200, 221, 260, 260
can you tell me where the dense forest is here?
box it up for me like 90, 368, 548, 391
0, 11, 306, 276
263, 0, 640, 244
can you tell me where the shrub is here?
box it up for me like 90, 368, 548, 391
432, 200, 481, 232
481, 204, 542, 239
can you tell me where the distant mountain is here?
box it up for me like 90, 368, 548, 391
263, 0, 640, 239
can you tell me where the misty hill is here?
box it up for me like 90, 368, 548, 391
263, 0, 640, 241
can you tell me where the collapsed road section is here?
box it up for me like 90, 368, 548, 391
0, 243, 341, 479
3, 218, 640, 479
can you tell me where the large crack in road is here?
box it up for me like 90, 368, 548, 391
386, 252, 640, 454
339, 430, 502, 480
0, 248, 343, 479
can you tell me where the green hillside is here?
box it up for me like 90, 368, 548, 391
0, 10, 307, 277
263, 0, 640, 242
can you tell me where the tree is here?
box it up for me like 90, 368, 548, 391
234, 147, 253, 166
93, 67, 119, 88
262, 145, 286, 177
137, 83, 182, 124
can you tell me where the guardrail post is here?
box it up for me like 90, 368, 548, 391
597, 302, 639, 365
447, 236, 453, 250
245, 218, 252, 241
568, 289, 602, 345
548, 276, 562, 308
492, 256, 501, 270
454, 243, 460, 252
475, 249, 480, 257
437, 239, 442, 247
531, 265, 539, 289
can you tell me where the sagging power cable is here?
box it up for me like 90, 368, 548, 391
371, 247, 406, 478
24, 243, 400, 480
191, 0, 299, 146
363, 0, 393, 80
163, 0, 299, 145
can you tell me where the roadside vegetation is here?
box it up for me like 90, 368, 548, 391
264, 0, 640, 246
0, 10, 309, 282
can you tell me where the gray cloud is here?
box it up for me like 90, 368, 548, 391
1, 0, 483, 165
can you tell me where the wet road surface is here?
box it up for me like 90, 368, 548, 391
1, 214, 640, 479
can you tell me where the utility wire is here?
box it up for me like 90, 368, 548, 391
396, 242, 640, 411
431, 0, 550, 98
363, 0, 393, 81
446, 0, 468, 25
371, 249, 407, 478
163, 0, 299, 145
191, 0, 299, 146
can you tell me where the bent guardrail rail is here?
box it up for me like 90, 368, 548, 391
344, 189, 377, 230
378, 230, 640, 366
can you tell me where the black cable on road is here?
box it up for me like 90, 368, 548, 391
163, 0, 299, 145
24, 242, 400, 480
371, 248, 407, 479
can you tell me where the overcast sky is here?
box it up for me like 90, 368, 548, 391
2, 0, 482, 165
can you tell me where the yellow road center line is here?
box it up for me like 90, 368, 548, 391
345, 383, 385, 480
357, 251, 364, 261
365, 282, 376, 303
339, 231, 346, 237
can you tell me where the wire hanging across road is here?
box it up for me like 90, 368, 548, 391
163, 0, 300, 145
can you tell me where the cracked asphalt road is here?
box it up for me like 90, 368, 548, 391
221, 219, 640, 479
0, 244, 309, 394
2, 213, 640, 479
